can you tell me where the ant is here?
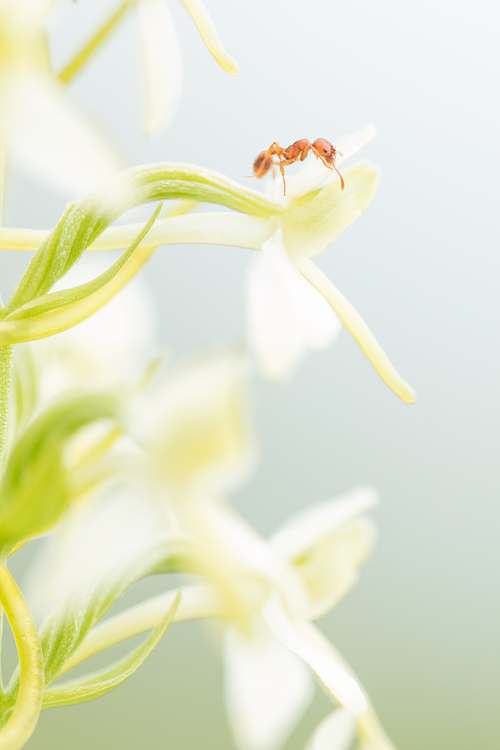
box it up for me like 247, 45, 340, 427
253, 138, 345, 196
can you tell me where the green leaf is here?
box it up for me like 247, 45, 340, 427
5, 203, 162, 323
0, 204, 163, 345
0, 392, 120, 552
38, 537, 201, 687
6, 164, 280, 313
41, 593, 179, 708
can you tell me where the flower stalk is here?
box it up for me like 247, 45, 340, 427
0, 563, 43, 750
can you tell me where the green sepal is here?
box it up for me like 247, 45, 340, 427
0, 392, 120, 553
41, 594, 180, 708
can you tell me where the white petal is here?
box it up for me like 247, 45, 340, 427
263, 594, 366, 715
136, 0, 182, 135
293, 519, 376, 621
2, 0, 56, 24
336, 125, 377, 168
35, 256, 157, 397
224, 621, 314, 750
270, 487, 378, 561
247, 231, 338, 381
300, 278, 342, 349
148, 350, 255, 494
281, 125, 377, 197
24, 484, 164, 621
304, 710, 356, 750
7, 75, 123, 196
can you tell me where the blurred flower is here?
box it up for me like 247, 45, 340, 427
58, 0, 238, 136
20, 347, 395, 750
304, 709, 356, 750
0, 0, 122, 193
135, 0, 238, 134
142, 354, 387, 749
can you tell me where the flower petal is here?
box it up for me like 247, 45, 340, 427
294, 518, 376, 621
148, 350, 255, 494
282, 162, 379, 260
270, 487, 378, 561
276, 125, 377, 198
247, 231, 339, 380
296, 257, 416, 404
136, 0, 182, 134
262, 594, 366, 715
304, 710, 356, 750
7, 74, 123, 195
180, 0, 238, 75
224, 621, 313, 750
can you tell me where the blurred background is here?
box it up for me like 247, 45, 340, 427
2, 0, 499, 748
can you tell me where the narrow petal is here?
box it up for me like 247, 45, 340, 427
0, 212, 274, 252
305, 710, 356, 750
262, 594, 366, 715
270, 487, 378, 561
296, 257, 416, 404
136, 0, 182, 134
224, 621, 313, 750
247, 231, 339, 380
180, 0, 238, 75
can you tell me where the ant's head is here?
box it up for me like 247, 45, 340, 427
312, 138, 337, 166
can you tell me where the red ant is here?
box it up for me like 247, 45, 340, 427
253, 138, 345, 196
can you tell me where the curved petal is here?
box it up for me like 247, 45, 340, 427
296, 257, 416, 404
305, 710, 356, 750
294, 518, 376, 621
180, 0, 238, 75
262, 594, 366, 715
247, 231, 339, 381
270, 487, 378, 561
282, 163, 379, 260
224, 621, 313, 750
136, 0, 182, 134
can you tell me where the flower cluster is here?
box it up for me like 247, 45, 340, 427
0, 2, 414, 750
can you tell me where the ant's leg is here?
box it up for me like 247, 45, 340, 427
311, 146, 345, 190
278, 159, 287, 195
299, 143, 312, 161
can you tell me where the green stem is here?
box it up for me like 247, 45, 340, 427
0, 563, 43, 750
58, 1, 134, 85
0, 346, 14, 476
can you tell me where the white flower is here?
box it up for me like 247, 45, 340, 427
0, 0, 122, 194
246, 125, 415, 403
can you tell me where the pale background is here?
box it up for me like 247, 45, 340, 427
3, 0, 499, 748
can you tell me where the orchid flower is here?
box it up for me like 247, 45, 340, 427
0, 129, 416, 402
0, 0, 122, 193
58, 0, 238, 135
